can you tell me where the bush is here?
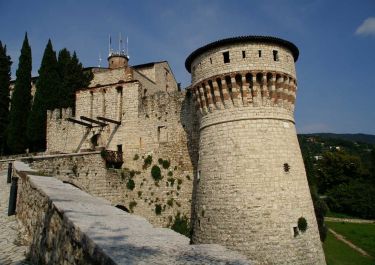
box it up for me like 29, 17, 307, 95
133, 154, 139, 160
177, 179, 182, 185
158, 158, 163, 164
171, 212, 190, 237
167, 177, 175, 186
137, 191, 142, 198
151, 165, 162, 181
162, 159, 170, 169
126, 179, 135, 190
168, 171, 173, 177
129, 201, 137, 213
143, 155, 152, 167
298, 217, 308, 232
167, 198, 174, 207
155, 204, 162, 215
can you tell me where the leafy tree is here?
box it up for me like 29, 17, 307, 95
7, 34, 32, 154
0, 41, 12, 155
58, 49, 92, 109
327, 180, 375, 219
316, 151, 362, 194
299, 136, 328, 241
27, 39, 61, 151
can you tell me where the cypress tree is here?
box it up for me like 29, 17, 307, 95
57, 48, 72, 108
27, 39, 62, 151
58, 49, 92, 109
0, 41, 12, 155
7, 34, 32, 154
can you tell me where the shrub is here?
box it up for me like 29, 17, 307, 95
167, 177, 175, 186
171, 212, 190, 237
162, 159, 170, 169
151, 165, 162, 181
186, 175, 191, 180
177, 185, 181, 191
177, 179, 182, 185
133, 154, 139, 160
130, 170, 136, 178
155, 204, 162, 215
168, 171, 173, 177
298, 217, 308, 232
137, 191, 142, 198
158, 158, 163, 165
129, 201, 137, 213
126, 179, 135, 190
143, 155, 152, 168
167, 198, 174, 207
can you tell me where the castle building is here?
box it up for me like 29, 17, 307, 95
185, 36, 326, 264
45, 35, 325, 264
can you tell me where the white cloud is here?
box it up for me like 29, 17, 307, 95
355, 17, 375, 36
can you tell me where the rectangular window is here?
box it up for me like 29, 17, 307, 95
223, 51, 230, 63
258, 50, 262, 57
210, 57, 212, 64
273, 50, 279, 61
242, 50, 246, 58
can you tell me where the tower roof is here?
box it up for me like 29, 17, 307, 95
185, 35, 299, 73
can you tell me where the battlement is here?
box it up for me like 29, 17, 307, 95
47, 107, 74, 120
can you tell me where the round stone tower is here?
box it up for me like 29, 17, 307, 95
108, 53, 129, 69
185, 36, 326, 265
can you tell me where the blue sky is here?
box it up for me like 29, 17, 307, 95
1, 0, 374, 134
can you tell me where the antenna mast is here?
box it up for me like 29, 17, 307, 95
98, 52, 102, 67
126, 36, 129, 58
108, 34, 112, 56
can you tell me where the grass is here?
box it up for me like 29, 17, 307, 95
326, 221, 375, 257
323, 231, 374, 265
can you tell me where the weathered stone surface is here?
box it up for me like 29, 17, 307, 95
186, 38, 326, 264
14, 162, 250, 265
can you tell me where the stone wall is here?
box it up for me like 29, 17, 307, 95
187, 38, 326, 265
14, 162, 250, 265
22, 146, 197, 228
190, 43, 296, 85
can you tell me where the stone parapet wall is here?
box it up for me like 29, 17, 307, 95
19, 150, 195, 228
191, 43, 296, 85
14, 162, 250, 265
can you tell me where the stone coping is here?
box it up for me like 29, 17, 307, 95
0, 151, 100, 163
14, 162, 250, 264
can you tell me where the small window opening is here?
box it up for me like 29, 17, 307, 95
223, 51, 230, 63
258, 50, 262, 57
293, 226, 299, 237
210, 57, 212, 64
242, 50, 246, 58
117, 144, 123, 153
284, 163, 290, 172
273, 50, 279, 61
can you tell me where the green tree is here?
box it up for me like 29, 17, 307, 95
316, 151, 362, 194
299, 136, 328, 241
7, 34, 32, 154
27, 39, 61, 151
0, 41, 12, 155
58, 49, 92, 109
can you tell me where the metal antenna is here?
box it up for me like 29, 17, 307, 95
119, 32, 121, 54
126, 36, 129, 58
108, 34, 112, 56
